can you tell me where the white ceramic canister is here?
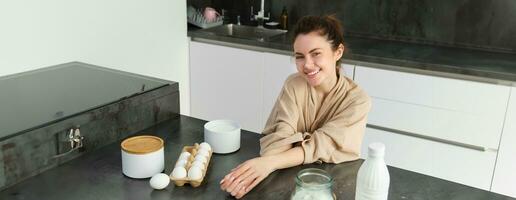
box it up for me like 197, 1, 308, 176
121, 135, 164, 178
204, 119, 241, 154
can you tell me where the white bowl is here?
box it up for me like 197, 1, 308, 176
204, 120, 241, 154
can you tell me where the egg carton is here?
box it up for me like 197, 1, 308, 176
169, 143, 212, 187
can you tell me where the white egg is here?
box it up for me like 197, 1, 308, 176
196, 148, 210, 158
175, 159, 188, 167
171, 166, 187, 179
149, 173, 170, 190
188, 166, 203, 180
194, 155, 207, 164
179, 152, 191, 160
200, 142, 212, 151
191, 160, 205, 169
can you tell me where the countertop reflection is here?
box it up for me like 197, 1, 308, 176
0, 62, 169, 140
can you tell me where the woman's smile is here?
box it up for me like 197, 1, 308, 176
305, 68, 320, 79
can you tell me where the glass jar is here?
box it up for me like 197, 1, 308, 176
291, 168, 335, 200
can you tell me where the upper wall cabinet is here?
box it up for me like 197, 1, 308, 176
492, 87, 516, 198
190, 41, 264, 133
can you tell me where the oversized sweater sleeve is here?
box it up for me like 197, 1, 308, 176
259, 78, 304, 156
301, 89, 371, 164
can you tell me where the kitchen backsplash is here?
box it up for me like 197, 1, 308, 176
188, 0, 516, 54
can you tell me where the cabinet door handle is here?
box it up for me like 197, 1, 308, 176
366, 124, 491, 152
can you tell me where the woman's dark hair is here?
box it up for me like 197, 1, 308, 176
293, 15, 345, 73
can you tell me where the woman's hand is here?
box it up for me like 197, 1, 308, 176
220, 156, 275, 199
220, 147, 304, 199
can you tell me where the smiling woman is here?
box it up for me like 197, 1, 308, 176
220, 15, 372, 199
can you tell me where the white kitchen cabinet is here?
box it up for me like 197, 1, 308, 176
492, 87, 516, 197
355, 66, 510, 149
355, 65, 511, 190
341, 63, 355, 79
190, 41, 264, 133
362, 127, 497, 190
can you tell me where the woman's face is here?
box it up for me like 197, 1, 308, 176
293, 31, 343, 87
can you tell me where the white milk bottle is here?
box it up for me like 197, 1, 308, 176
356, 142, 390, 200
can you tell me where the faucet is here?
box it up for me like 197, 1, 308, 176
250, 6, 254, 21
251, 0, 270, 26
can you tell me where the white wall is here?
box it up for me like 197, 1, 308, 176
0, 0, 190, 115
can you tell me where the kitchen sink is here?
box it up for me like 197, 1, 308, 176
200, 24, 287, 41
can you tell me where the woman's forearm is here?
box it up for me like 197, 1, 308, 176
220, 147, 304, 198
265, 146, 305, 171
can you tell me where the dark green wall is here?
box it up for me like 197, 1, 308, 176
189, 0, 516, 53
271, 0, 516, 53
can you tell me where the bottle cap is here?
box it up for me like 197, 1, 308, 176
368, 142, 385, 158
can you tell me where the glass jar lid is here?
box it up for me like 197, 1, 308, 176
295, 168, 333, 190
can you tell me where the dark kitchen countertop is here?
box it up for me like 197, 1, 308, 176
189, 26, 516, 86
1, 115, 513, 200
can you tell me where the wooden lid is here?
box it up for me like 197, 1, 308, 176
121, 135, 164, 154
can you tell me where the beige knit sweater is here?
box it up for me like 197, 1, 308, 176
260, 73, 371, 164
